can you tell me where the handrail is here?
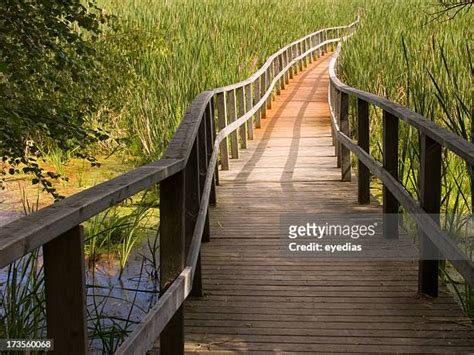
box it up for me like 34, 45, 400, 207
328, 41, 474, 293
0, 17, 360, 354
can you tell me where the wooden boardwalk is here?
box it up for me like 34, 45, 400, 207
177, 55, 474, 353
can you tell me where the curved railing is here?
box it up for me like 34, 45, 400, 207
0, 18, 359, 354
328, 40, 474, 297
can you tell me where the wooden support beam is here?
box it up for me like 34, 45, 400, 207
198, 119, 211, 243
340, 92, 351, 182
254, 80, 262, 128
260, 74, 267, 118
159, 170, 185, 354
335, 90, 341, 168
216, 92, 229, 170
245, 84, 254, 140
237, 87, 247, 149
44, 225, 87, 355
227, 89, 239, 159
419, 133, 442, 297
357, 98, 370, 204
266, 67, 272, 110
383, 110, 399, 239
205, 102, 217, 205
185, 140, 202, 297
275, 59, 281, 95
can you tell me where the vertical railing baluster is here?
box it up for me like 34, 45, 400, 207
266, 67, 272, 110
216, 92, 229, 170
419, 134, 442, 297
275, 59, 281, 96
298, 42, 304, 71
357, 99, 370, 204
335, 90, 341, 168
383, 110, 399, 239
260, 74, 267, 118
185, 139, 202, 297
237, 86, 247, 149
227, 89, 239, 159
339, 92, 351, 182
199, 115, 211, 243
280, 54, 286, 91
289, 45, 295, 79
44, 225, 87, 355
254, 80, 262, 128
318, 32, 322, 57
306, 38, 311, 64
284, 49, 290, 85
205, 101, 217, 205
159, 170, 185, 354
245, 84, 254, 140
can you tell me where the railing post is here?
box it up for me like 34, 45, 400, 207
383, 110, 399, 239
44, 225, 87, 355
298, 42, 304, 71
419, 133, 442, 297
306, 38, 311, 64
253, 80, 262, 128
357, 99, 370, 204
227, 89, 239, 159
330, 83, 336, 147
289, 46, 295, 79
185, 139, 203, 296
339, 92, 351, 182
216, 92, 229, 170
266, 67, 272, 110
322, 31, 327, 55
159, 170, 185, 354
245, 84, 254, 140
205, 101, 217, 205
284, 49, 290, 85
335, 90, 341, 168
199, 117, 211, 243
260, 74, 267, 118
280, 54, 286, 91
237, 86, 247, 149
275, 59, 281, 95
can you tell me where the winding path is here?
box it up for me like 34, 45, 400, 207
167, 55, 474, 353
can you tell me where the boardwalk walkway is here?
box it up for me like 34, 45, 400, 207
173, 55, 474, 353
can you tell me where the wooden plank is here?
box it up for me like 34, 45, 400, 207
43, 225, 87, 355
418, 133, 442, 297
382, 110, 399, 239
160, 171, 185, 354
357, 98, 370, 204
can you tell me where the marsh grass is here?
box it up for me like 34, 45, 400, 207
340, 0, 473, 317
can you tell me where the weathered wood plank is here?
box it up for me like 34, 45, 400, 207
43, 225, 87, 355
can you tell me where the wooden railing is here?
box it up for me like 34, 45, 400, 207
328, 41, 474, 297
0, 18, 359, 354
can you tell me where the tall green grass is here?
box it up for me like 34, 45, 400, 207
339, 0, 473, 317
96, 0, 359, 161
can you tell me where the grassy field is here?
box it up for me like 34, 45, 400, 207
338, 0, 473, 317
